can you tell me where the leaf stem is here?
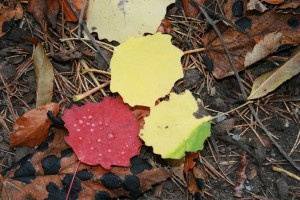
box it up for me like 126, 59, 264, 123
65, 160, 81, 200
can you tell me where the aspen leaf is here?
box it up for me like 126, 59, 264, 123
33, 44, 54, 107
86, 0, 174, 42
140, 91, 212, 159
62, 97, 141, 169
110, 33, 183, 107
248, 47, 300, 100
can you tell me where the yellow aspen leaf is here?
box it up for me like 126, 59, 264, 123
140, 91, 212, 159
86, 0, 174, 42
110, 33, 184, 107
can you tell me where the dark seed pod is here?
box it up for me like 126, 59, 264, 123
195, 178, 205, 190
60, 148, 73, 158
46, 182, 67, 200
288, 17, 299, 28
36, 133, 55, 152
232, 0, 244, 17
235, 17, 252, 31
202, 55, 214, 73
100, 173, 123, 189
95, 191, 112, 200
123, 175, 140, 198
130, 156, 152, 174
76, 169, 93, 181
41, 155, 61, 175
62, 174, 81, 193
194, 192, 203, 200
47, 110, 65, 127
13, 154, 36, 184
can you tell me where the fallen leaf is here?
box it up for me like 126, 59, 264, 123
62, 97, 142, 169
248, 47, 300, 100
244, 32, 282, 67
27, 0, 60, 29
223, 0, 247, 20
130, 105, 150, 128
276, 173, 289, 200
2, 129, 171, 199
182, 0, 205, 18
262, 0, 285, 5
0, 0, 23, 38
9, 102, 59, 147
184, 152, 199, 175
140, 91, 211, 159
187, 163, 207, 197
59, 0, 88, 22
33, 43, 55, 107
86, 0, 174, 42
110, 33, 183, 107
247, 0, 268, 12
277, 2, 300, 10
202, 11, 300, 79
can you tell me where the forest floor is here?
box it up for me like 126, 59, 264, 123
0, 1, 300, 199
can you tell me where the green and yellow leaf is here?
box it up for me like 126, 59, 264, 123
140, 91, 212, 159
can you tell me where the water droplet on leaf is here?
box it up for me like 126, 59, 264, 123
107, 132, 115, 140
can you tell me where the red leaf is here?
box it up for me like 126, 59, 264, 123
10, 103, 59, 147
62, 97, 142, 169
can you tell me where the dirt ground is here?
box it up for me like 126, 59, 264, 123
0, 1, 300, 200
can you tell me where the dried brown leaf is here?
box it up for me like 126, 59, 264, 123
9, 103, 59, 147
244, 32, 282, 67
0, 1, 23, 38
3, 129, 171, 199
202, 11, 300, 79
33, 43, 54, 106
27, 0, 60, 29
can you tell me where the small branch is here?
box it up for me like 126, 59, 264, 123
73, 81, 110, 102
272, 166, 300, 181
77, 0, 88, 38
212, 101, 253, 120
184, 48, 206, 54
81, 69, 111, 76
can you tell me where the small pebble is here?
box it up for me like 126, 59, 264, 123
232, 134, 241, 141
